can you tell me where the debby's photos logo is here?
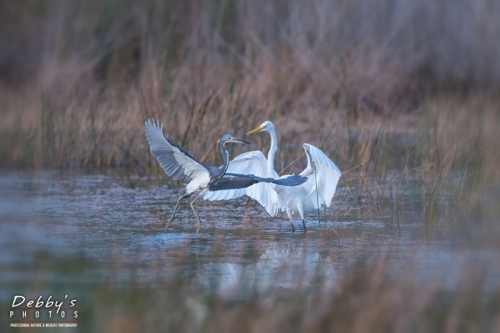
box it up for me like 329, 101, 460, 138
9, 294, 79, 328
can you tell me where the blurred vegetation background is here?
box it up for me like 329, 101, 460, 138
0, 0, 498, 172
3, 0, 500, 90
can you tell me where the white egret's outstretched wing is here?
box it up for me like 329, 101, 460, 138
203, 151, 284, 216
299, 143, 341, 209
144, 119, 207, 180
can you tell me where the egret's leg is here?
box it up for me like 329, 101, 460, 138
189, 189, 207, 233
165, 192, 189, 231
286, 209, 295, 232
298, 205, 306, 232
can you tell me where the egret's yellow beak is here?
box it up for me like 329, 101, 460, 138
247, 124, 265, 135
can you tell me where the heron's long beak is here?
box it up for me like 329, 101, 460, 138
231, 138, 250, 145
247, 124, 265, 135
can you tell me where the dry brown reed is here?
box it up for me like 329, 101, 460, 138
1, 0, 499, 175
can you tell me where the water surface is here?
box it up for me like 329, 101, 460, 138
1, 171, 498, 304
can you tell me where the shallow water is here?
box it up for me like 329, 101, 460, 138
0, 171, 499, 304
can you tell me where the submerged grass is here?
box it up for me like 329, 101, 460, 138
3, 243, 499, 333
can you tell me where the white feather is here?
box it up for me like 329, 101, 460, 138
276, 143, 341, 216
144, 119, 209, 194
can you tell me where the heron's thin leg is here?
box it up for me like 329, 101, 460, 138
165, 192, 189, 231
189, 189, 207, 233
302, 220, 307, 232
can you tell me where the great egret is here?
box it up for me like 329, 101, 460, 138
204, 121, 341, 232
144, 119, 307, 232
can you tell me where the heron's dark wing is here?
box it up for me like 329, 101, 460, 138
224, 173, 307, 186
208, 177, 260, 191
144, 119, 207, 180
203, 151, 284, 216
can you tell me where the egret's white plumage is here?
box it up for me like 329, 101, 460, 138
203, 120, 341, 231
277, 143, 341, 229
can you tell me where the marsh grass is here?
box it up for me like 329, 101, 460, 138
88, 267, 499, 333
2, 82, 497, 226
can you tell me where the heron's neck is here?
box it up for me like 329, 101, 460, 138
267, 127, 278, 176
219, 142, 230, 176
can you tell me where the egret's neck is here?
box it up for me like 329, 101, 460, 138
267, 128, 278, 176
